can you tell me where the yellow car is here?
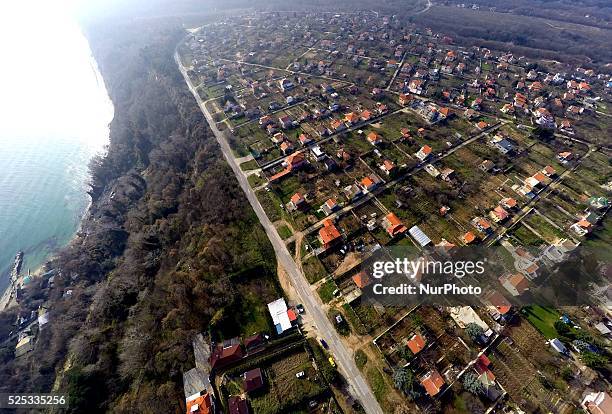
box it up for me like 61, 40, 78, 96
328, 357, 336, 367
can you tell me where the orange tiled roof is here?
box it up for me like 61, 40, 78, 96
319, 220, 341, 245
463, 231, 476, 244
352, 271, 371, 289
421, 370, 445, 397
508, 273, 529, 293
186, 393, 213, 414
406, 333, 426, 354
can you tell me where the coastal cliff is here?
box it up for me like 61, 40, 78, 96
0, 16, 279, 413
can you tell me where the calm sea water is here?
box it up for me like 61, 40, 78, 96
0, 2, 113, 291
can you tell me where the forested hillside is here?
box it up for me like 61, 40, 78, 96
0, 17, 280, 413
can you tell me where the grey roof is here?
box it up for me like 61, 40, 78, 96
193, 333, 211, 371
182, 367, 212, 399
409, 225, 431, 247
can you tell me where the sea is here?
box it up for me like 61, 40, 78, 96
0, 1, 113, 292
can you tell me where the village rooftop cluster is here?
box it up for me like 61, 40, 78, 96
176, 10, 611, 414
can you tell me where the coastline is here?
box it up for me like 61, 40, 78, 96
0, 33, 111, 314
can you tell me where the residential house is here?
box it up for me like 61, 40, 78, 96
513, 93, 527, 109
408, 79, 424, 95
581, 391, 612, 414
343, 184, 363, 201
280, 141, 294, 155
310, 145, 325, 161
352, 271, 372, 289
479, 160, 495, 172
331, 119, 346, 132
360, 173, 383, 192
440, 168, 455, 182
490, 135, 515, 155
344, 112, 360, 125
570, 219, 593, 236
415, 145, 433, 162
187, 393, 214, 414
472, 217, 492, 234
462, 231, 477, 244
367, 132, 383, 146
243, 334, 264, 352
360, 110, 373, 122
284, 152, 306, 171
279, 116, 294, 130
534, 107, 555, 128
321, 198, 339, 216
243, 368, 264, 393
500, 103, 515, 114
298, 133, 313, 146
322, 156, 338, 171
279, 78, 294, 92
271, 132, 286, 145
499, 273, 529, 296
380, 160, 396, 176
484, 290, 512, 320
420, 369, 445, 398
259, 115, 273, 127
382, 212, 407, 237
476, 121, 489, 130
542, 165, 556, 178
376, 103, 389, 115
210, 338, 243, 370
228, 396, 249, 414
464, 108, 477, 120
489, 206, 509, 223
406, 333, 426, 355
399, 93, 413, 106
316, 125, 331, 137
267, 298, 297, 335
525, 172, 547, 189
266, 123, 278, 136
557, 151, 573, 164
500, 197, 518, 210
319, 219, 342, 249
559, 119, 573, 133
288, 193, 306, 210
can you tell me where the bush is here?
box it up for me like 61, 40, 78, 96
355, 349, 368, 369
462, 372, 484, 395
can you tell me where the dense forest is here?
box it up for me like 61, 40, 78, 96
411, 5, 612, 67
0, 15, 281, 414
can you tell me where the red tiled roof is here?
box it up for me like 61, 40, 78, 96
319, 220, 341, 245
508, 273, 529, 293
290, 193, 303, 204
243, 368, 264, 393
406, 333, 426, 354
421, 370, 445, 397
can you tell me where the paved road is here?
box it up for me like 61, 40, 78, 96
175, 51, 384, 414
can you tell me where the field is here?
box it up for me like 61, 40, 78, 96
521, 305, 560, 339
317, 279, 338, 303
232, 347, 327, 414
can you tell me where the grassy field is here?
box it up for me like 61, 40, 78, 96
522, 305, 560, 339
240, 159, 260, 171
317, 279, 337, 303
277, 224, 293, 240
302, 256, 327, 284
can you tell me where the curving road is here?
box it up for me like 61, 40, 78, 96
175, 51, 384, 414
